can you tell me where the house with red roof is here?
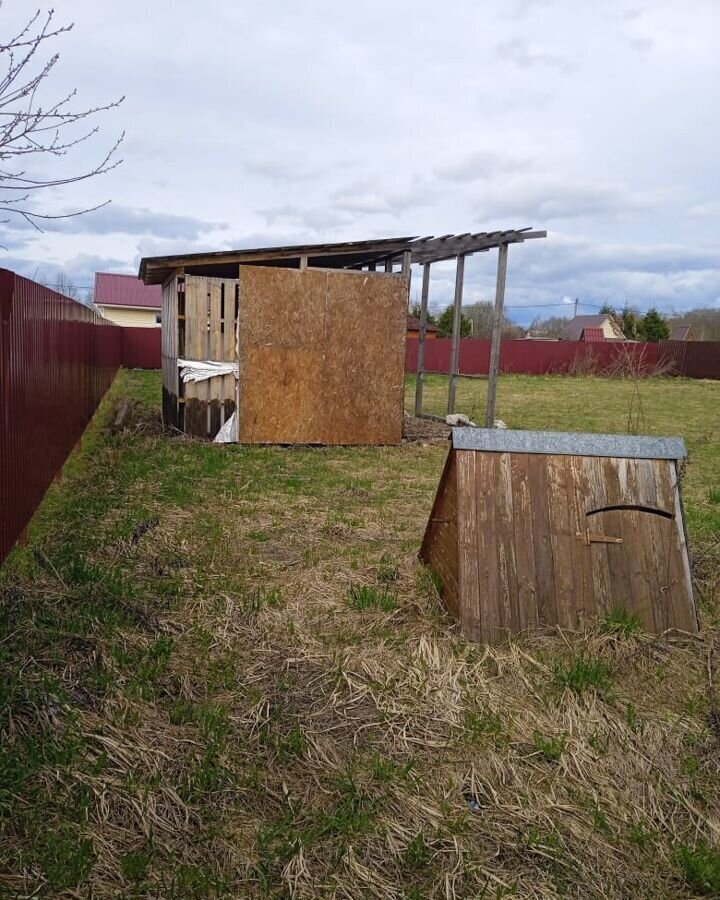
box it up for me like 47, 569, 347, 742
406, 314, 440, 340
93, 272, 162, 328
562, 314, 625, 341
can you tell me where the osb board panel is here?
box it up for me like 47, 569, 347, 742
237, 266, 407, 445
420, 452, 459, 617
450, 450, 696, 643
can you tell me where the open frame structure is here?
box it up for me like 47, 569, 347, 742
139, 230, 545, 441
406, 229, 546, 426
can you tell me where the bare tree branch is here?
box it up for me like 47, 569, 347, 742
0, 5, 124, 232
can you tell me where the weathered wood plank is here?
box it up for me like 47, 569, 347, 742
475, 450, 500, 642
545, 454, 576, 628
579, 456, 612, 618
527, 454, 557, 627
420, 451, 460, 617
510, 453, 538, 632
446, 254, 465, 415
485, 242, 508, 427
496, 452, 519, 633
667, 460, 698, 632
457, 451, 480, 636
565, 455, 596, 629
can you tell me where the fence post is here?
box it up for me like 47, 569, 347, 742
485, 242, 509, 428
447, 254, 466, 415
414, 263, 431, 417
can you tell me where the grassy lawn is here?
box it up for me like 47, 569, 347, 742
0, 369, 719, 898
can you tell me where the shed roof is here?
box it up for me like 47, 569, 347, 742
94, 272, 162, 309
451, 427, 686, 460
138, 229, 546, 285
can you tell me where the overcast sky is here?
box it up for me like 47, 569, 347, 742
2, 0, 719, 322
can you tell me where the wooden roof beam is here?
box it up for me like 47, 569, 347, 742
411, 229, 546, 264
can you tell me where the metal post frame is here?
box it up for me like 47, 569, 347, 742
485, 242, 509, 427
447, 254, 466, 414
414, 262, 431, 417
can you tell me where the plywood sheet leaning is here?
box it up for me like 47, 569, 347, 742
236, 266, 407, 445
420, 428, 698, 644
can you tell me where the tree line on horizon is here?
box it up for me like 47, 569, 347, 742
410, 301, 720, 342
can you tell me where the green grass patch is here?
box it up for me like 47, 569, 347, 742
600, 606, 643, 636
553, 657, 614, 698
532, 730, 566, 762
675, 840, 720, 896
347, 584, 397, 612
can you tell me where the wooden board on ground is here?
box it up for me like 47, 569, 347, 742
236, 266, 407, 445
420, 428, 697, 643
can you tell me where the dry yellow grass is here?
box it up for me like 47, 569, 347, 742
1, 370, 719, 899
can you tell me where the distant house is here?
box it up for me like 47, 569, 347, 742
580, 327, 606, 342
563, 314, 625, 341
406, 314, 440, 340
94, 273, 162, 328
670, 324, 692, 342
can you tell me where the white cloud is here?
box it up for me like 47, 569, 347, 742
0, 0, 718, 316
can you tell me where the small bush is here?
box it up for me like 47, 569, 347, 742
675, 840, 720, 895
553, 657, 613, 697
347, 584, 397, 612
600, 606, 642, 636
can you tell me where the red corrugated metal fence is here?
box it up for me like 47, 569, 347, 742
0, 270, 122, 564
406, 338, 720, 378
121, 327, 161, 368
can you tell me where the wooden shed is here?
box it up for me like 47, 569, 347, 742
139, 230, 545, 443
421, 428, 697, 643
142, 237, 419, 443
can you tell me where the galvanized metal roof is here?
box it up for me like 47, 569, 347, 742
451, 427, 686, 460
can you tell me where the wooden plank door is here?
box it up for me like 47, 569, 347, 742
575, 457, 697, 633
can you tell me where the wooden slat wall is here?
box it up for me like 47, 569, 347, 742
237, 266, 407, 445
180, 275, 239, 438
431, 449, 697, 643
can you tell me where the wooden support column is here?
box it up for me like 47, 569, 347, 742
485, 242, 509, 428
385, 257, 394, 273
401, 250, 412, 277
414, 262, 431, 417
299, 255, 308, 270
447, 254, 466, 414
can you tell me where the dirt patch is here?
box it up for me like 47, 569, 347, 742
403, 415, 451, 444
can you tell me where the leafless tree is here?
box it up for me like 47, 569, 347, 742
0, 6, 124, 235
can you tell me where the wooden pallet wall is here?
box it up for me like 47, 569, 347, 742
163, 274, 238, 438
